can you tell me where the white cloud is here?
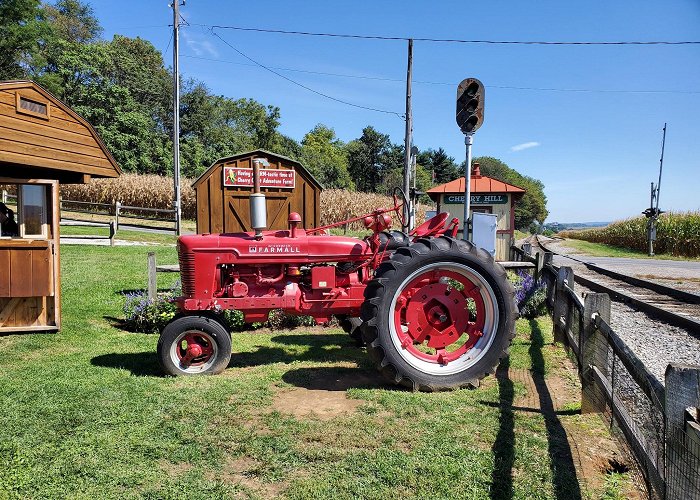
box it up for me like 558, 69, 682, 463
182, 31, 219, 58
510, 141, 540, 152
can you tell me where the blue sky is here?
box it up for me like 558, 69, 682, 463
91, 0, 700, 223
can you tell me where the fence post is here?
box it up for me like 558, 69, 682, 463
581, 293, 611, 414
665, 364, 700, 500
1, 190, 6, 203
534, 251, 543, 283
109, 221, 115, 247
115, 201, 121, 231
523, 242, 532, 256
148, 252, 157, 302
552, 266, 574, 345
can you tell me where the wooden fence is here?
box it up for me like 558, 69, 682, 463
532, 246, 700, 499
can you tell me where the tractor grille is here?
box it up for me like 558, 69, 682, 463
179, 251, 195, 296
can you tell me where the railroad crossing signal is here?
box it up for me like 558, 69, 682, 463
456, 78, 485, 134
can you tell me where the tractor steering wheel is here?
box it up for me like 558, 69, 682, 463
392, 187, 408, 229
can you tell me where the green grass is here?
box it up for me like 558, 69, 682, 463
0, 243, 638, 499
561, 238, 700, 261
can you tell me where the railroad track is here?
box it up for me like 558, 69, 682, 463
532, 235, 700, 335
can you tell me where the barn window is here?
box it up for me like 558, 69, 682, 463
19, 184, 48, 239
15, 93, 50, 120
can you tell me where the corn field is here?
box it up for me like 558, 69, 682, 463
54, 176, 433, 229
560, 212, 700, 258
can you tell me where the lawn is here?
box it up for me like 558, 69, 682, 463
0, 243, 639, 499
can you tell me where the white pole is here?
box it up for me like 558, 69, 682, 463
172, 0, 182, 236
462, 133, 473, 240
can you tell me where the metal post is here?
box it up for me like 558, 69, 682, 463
402, 39, 413, 233
172, 0, 182, 236
462, 133, 473, 240
648, 183, 655, 256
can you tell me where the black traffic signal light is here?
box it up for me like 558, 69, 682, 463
456, 78, 485, 134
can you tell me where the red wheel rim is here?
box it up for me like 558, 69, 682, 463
173, 331, 216, 371
391, 265, 494, 370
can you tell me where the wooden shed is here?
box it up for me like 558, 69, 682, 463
427, 163, 525, 261
192, 150, 323, 234
0, 80, 121, 333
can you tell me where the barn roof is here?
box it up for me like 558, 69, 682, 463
0, 80, 121, 180
192, 149, 324, 190
426, 164, 525, 200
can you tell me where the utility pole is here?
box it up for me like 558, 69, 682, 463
646, 123, 667, 256
402, 39, 413, 232
171, 0, 183, 235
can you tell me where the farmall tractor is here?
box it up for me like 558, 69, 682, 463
157, 161, 517, 391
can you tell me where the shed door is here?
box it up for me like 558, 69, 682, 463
225, 193, 290, 233
0, 181, 58, 332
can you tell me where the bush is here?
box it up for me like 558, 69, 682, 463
267, 309, 316, 330
509, 270, 547, 319
123, 288, 179, 334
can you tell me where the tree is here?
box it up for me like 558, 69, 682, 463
471, 156, 549, 229
300, 124, 353, 189
347, 126, 391, 192
0, 0, 47, 79
417, 147, 460, 185
43, 0, 101, 44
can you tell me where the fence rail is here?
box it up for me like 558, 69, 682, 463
533, 245, 700, 500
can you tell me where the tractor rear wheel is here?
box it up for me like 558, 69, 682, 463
338, 316, 364, 346
158, 315, 232, 376
361, 236, 517, 391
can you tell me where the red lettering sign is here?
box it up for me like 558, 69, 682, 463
223, 167, 296, 189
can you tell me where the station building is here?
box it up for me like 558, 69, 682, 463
426, 163, 525, 261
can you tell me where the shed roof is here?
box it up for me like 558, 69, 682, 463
192, 149, 323, 190
0, 80, 121, 180
427, 173, 525, 196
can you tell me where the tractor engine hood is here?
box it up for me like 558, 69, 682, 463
178, 230, 372, 264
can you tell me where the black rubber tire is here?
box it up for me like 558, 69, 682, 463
157, 315, 232, 376
360, 236, 517, 391
338, 316, 364, 346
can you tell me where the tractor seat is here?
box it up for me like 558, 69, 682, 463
411, 212, 449, 237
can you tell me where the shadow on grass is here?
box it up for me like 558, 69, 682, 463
281, 366, 395, 391
90, 352, 163, 377
229, 334, 363, 369
529, 318, 582, 500
490, 356, 515, 500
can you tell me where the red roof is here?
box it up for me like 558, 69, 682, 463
427, 175, 525, 195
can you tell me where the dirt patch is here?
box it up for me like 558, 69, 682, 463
159, 459, 194, 477
273, 366, 385, 420
210, 455, 287, 498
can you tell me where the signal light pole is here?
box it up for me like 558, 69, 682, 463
456, 78, 485, 240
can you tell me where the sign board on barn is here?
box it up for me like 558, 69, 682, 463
192, 149, 323, 234
223, 166, 295, 189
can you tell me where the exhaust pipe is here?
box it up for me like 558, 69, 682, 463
250, 158, 269, 239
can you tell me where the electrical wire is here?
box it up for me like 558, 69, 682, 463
181, 54, 700, 95
198, 24, 700, 45
209, 30, 405, 118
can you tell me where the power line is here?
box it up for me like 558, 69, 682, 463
209, 30, 405, 118
200, 24, 700, 45
181, 54, 700, 95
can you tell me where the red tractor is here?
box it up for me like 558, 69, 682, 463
157, 163, 517, 391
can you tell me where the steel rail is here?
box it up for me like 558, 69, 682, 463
534, 236, 700, 336
536, 235, 700, 305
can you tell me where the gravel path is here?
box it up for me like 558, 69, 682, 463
539, 240, 700, 384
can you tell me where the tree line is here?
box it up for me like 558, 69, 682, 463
0, 0, 548, 229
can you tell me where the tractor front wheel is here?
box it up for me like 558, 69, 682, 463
361, 236, 517, 391
157, 315, 232, 376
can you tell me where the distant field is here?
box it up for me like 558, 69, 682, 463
560, 211, 700, 258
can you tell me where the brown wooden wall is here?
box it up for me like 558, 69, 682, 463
195, 154, 321, 234
0, 87, 117, 179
